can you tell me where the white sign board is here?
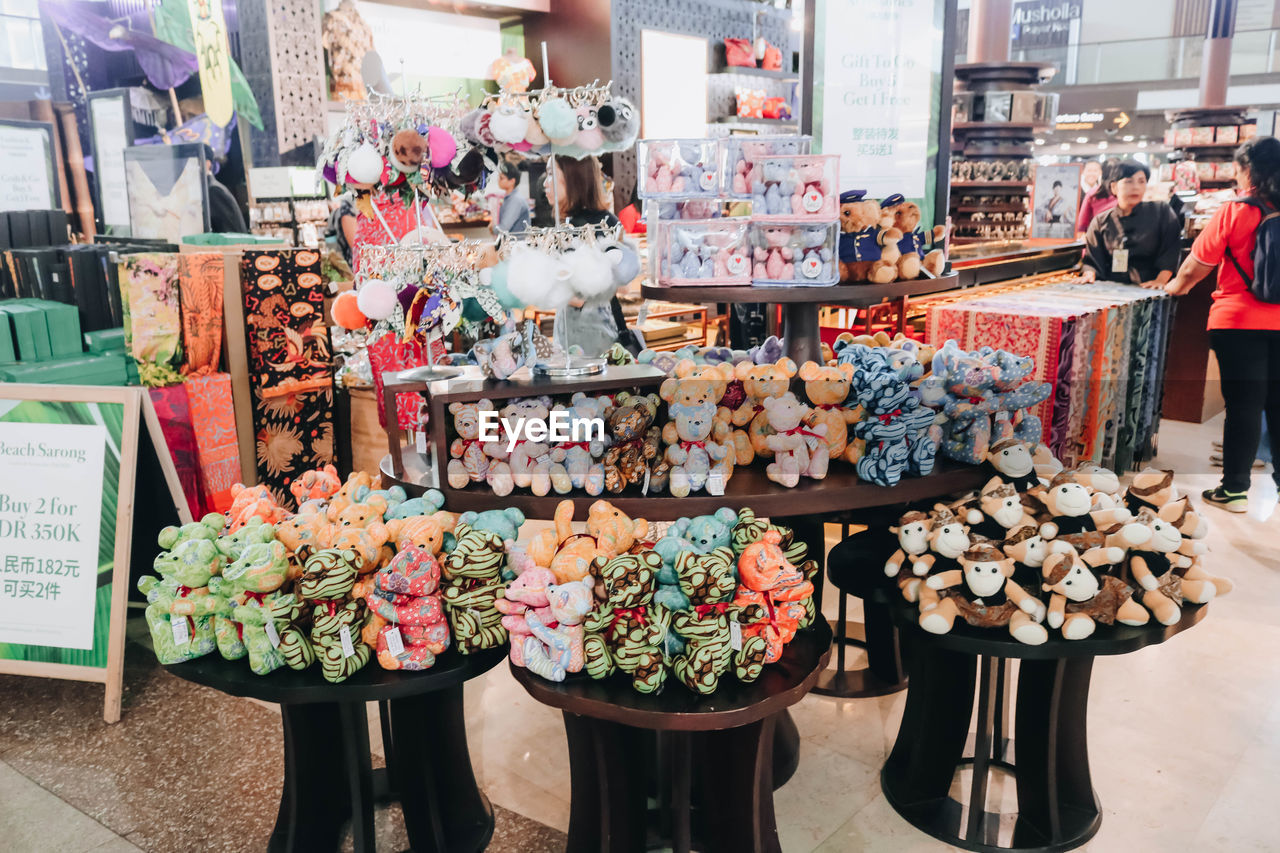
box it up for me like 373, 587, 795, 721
819, 0, 937, 198
0, 422, 106, 650
0, 122, 56, 212
90, 96, 132, 231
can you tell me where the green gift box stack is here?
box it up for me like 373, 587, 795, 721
0, 299, 130, 386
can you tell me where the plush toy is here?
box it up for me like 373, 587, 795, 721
587, 500, 649, 558
927, 341, 1001, 465
998, 525, 1054, 623
798, 360, 860, 462
792, 225, 835, 284
274, 512, 327, 566
883, 510, 933, 602
659, 361, 736, 497
653, 506, 739, 612
446, 399, 507, 491
1125, 509, 1229, 625
500, 397, 555, 496
644, 144, 677, 194
522, 577, 596, 682
674, 141, 718, 194
991, 357, 1052, 445
227, 483, 288, 531
668, 546, 769, 692
324, 471, 378, 519
761, 392, 829, 488
139, 526, 225, 664
583, 551, 669, 693
980, 438, 1043, 493
790, 157, 835, 217
837, 194, 901, 283
457, 507, 525, 550
752, 223, 795, 280
877, 196, 944, 279
366, 546, 450, 671
1037, 472, 1145, 553
386, 488, 448, 522
911, 506, 972, 611
320, 496, 392, 574
1122, 468, 1179, 515
959, 480, 1042, 543
733, 530, 814, 663
239, 593, 312, 672
750, 159, 794, 215
299, 548, 372, 683
1041, 550, 1149, 639
601, 391, 666, 493
497, 566, 556, 667
548, 393, 611, 495
727, 357, 798, 464
920, 543, 1048, 644
290, 463, 342, 509
597, 97, 639, 145
441, 523, 509, 652
524, 501, 599, 583
212, 539, 291, 672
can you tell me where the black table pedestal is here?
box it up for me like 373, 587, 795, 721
270, 686, 494, 853
882, 646, 1103, 853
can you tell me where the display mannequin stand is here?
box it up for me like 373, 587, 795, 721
880, 598, 1208, 853
166, 647, 505, 853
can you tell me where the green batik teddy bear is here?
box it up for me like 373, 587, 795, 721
258, 594, 314, 671
441, 523, 509, 653
583, 551, 669, 694
668, 547, 769, 692
139, 513, 228, 665
210, 540, 291, 675
300, 548, 372, 682
214, 516, 277, 562
730, 508, 820, 627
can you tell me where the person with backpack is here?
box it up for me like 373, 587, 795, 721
1166, 135, 1280, 512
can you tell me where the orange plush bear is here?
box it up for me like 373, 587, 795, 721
798, 360, 862, 462
728, 358, 798, 464
321, 495, 391, 573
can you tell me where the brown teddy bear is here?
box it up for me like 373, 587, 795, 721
726, 358, 798, 464
798, 360, 862, 462
838, 198, 901, 283
881, 197, 945, 280
601, 392, 666, 493
320, 496, 392, 573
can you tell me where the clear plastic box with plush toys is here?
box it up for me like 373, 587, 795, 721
747, 153, 840, 221
642, 198, 725, 281
653, 216, 752, 286
747, 218, 839, 287
637, 138, 722, 198
721, 134, 813, 199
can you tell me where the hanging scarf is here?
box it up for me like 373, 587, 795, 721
119, 253, 184, 387
178, 253, 225, 377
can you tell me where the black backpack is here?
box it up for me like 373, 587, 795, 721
1226, 197, 1280, 303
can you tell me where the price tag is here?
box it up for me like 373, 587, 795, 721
264, 619, 281, 648
339, 625, 356, 659
707, 470, 726, 496
642, 467, 651, 496
384, 626, 405, 656
415, 431, 427, 455
1111, 248, 1129, 275
730, 621, 743, 651
171, 616, 190, 646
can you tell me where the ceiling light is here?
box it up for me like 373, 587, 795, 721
1123, 135, 1134, 142
1098, 141, 1108, 149
1075, 136, 1088, 143
1137, 140, 1148, 148
1034, 138, 1045, 145
1059, 142, 1070, 150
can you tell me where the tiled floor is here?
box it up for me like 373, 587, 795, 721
3, 414, 1277, 852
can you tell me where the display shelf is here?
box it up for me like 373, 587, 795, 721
955, 205, 1030, 214
710, 66, 800, 82
950, 181, 1032, 189
640, 273, 960, 306
1176, 142, 1240, 150
713, 116, 799, 129
382, 452, 987, 520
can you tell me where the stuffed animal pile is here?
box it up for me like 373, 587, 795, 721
141, 468, 534, 681
878, 444, 1231, 643
837, 191, 946, 282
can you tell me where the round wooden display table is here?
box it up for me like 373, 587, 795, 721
510, 621, 832, 853
641, 274, 960, 365
166, 647, 505, 853
880, 598, 1208, 853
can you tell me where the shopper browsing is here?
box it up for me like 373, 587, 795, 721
495, 159, 531, 234
1075, 159, 1119, 235
1166, 136, 1280, 512
1080, 161, 1181, 288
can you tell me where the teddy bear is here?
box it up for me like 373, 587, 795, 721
139, 525, 226, 664
1040, 550, 1149, 639
729, 512, 816, 624
652, 506, 739, 612
761, 392, 829, 487
499, 397, 556, 496
926, 341, 1002, 465
298, 548, 373, 683
601, 391, 666, 493
988, 353, 1051, 444
588, 500, 650, 558
384, 511, 457, 559
236, 593, 312, 672
752, 223, 795, 281
726, 357, 798, 464
789, 157, 837, 217
920, 543, 1048, 644
674, 140, 718, 194
669, 546, 770, 692
837, 193, 902, 283
324, 471, 378, 519
208, 539, 292, 674
1123, 508, 1230, 626
457, 507, 525, 551
733, 530, 814, 663
227, 483, 288, 530
320, 495, 392, 574
659, 361, 736, 497
793, 224, 836, 283
447, 398, 509, 491
750, 160, 794, 216
497, 565, 556, 667
644, 144, 677, 194
522, 577, 597, 682
441, 523, 510, 652
290, 462, 342, 512
366, 546, 451, 670
523, 501, 601, 584
880, 196, 945, 279
274, 511, 328, 567
547, 392, 611, 496
583, 551, 669, 693
798, 360, 861, 462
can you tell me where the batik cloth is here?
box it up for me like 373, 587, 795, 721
119, 253, 184, 387
251, 387, 336, 511
149, 384, 209, 518
178, 253, 225, 376
368, 331, 446, 431
185, 373, 241, 512
240, 249, 332, 398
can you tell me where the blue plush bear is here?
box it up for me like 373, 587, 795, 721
353, 483, 407, 513
457, 507, 526, 544
652, 507, 739, 613
385, 488, 446, 521
794, 225, 835, 283
751, 161, 793, 215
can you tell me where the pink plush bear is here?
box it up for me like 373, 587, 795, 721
523, 577, 596, 681
646, 148, 675, 194
791, 158, 834, 217
715, 245, 751, 279
753, 225, 795, 280
736, 141, 770, 195
496, 566, 557, 667
762, 392, 830, 487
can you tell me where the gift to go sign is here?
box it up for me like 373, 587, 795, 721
0, 421, 106, 651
